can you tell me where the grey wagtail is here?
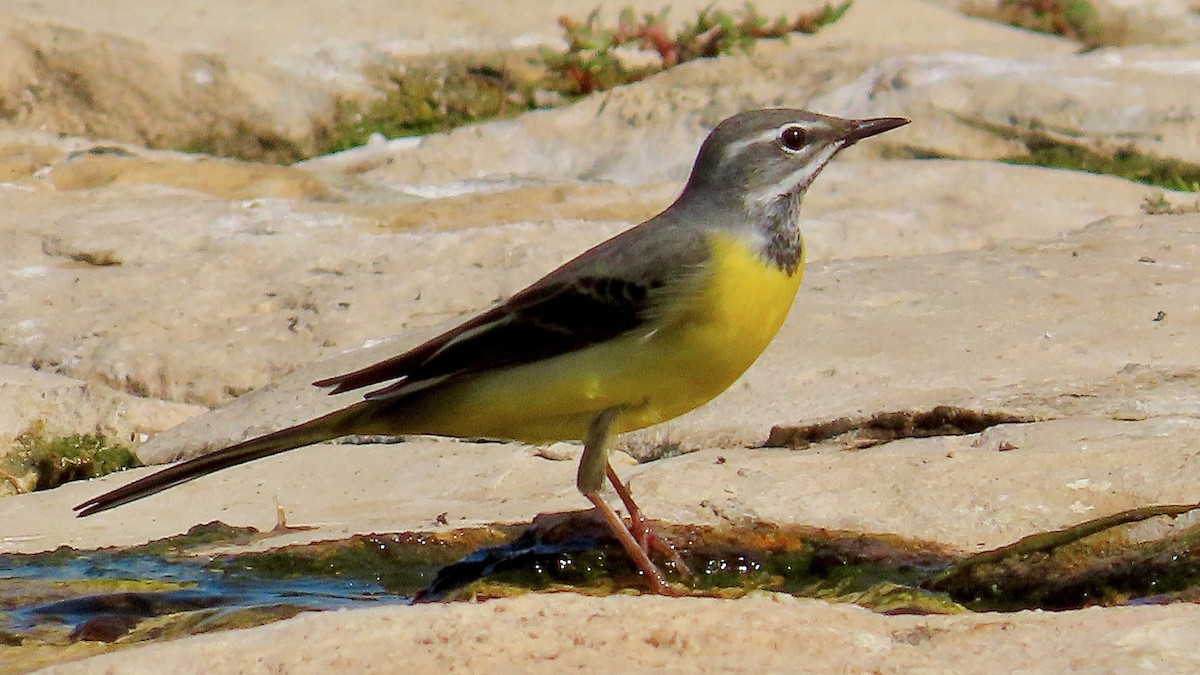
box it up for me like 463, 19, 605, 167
75, 109, 908, 594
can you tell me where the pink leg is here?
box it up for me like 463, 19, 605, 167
606, 463, 692, 580
578, 408, 677, 594
583, 492, 674, 594
606, 463, 650, 549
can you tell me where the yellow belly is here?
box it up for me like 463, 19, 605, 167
396, 231, 805, 442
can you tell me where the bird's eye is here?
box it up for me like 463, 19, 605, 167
780, 126, 807, 151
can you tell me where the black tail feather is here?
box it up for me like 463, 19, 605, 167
74, 406, 363, 517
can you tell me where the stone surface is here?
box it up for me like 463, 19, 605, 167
0, 18, 333, 160
0, 159, 1162, 415
2, 0, 1200, 672
843, 46, 1200, 165
0, 365, 201, 466
36, 594, 1200, 675
948, 0, 1200, 45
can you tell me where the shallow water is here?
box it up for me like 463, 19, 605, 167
5, 505, 1200, 661
0, 551, 408, 641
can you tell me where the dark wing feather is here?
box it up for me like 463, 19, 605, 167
312, 304, 513, 395
315, 278, 656, 400
314, 219, 708, 400
359, 275, 656, 400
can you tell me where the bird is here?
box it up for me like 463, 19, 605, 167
75, 108, 909, 594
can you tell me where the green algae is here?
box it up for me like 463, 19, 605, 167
931, 502, 1200, 610
211, 529, 511, 596
415, 516, 962, 612
8, 500, 1200, 669
117, 604, 309, 643
0, 577, 189, 614
1, 432, 138, 493
419, 506, 1200, 614
127, 521, 271, 557
1005, 140, 1200, 193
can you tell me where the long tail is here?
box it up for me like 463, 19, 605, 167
74, 403, 370, 517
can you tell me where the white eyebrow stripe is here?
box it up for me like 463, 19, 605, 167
721, 120, 819, 162
721, 120, 826, 163
722, 127, 780, 160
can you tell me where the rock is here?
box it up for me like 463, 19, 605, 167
13, 212, 1193, 553
0, 0, 860, 63
0, 366, 199, 445
629, 212, 1200, 452
0, 364, 203, 490
35, 594, 1200, 674
0, 152, 1163, 415
2, 0, 1200, 672
0, 18, 333, 162
835, 46, 1200, 164
336, 0, 1072, 187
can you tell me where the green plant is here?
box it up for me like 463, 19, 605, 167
999, 0, 1097, 40
317, 3, 854, 155
318, 3, 854, 155
5, 432, 140, 491
974, 0, 1121, 47
540, 2, 853, 95
1004, 139, 1200, 193
322, 60, 538, 154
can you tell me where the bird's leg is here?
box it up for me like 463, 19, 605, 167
578, 407, 673, 594
604, 463, 650, 550
604, 463, 693, 581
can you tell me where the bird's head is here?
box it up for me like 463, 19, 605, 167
684, 109, 909, 216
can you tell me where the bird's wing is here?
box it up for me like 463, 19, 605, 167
314, 222, 709, 400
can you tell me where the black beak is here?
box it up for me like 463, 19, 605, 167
843, 116, 910, 145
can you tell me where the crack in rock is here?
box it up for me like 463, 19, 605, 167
763, 405, 1033, 450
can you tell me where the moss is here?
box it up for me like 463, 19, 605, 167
320, 59, 540, 155
960, 115, 1200, 191
3, 433, 139, 492
1004, 140, 1200, 192
211, 529, 511, 596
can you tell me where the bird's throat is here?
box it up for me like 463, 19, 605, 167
758, 195, 804, 275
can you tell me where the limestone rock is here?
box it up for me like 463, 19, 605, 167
0, 366, 202, 459
2, 0, 1200, 672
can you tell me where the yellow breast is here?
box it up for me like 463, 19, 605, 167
628, 231, 804, 424
674, 231, 805, 367
398, 230, 805, 442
